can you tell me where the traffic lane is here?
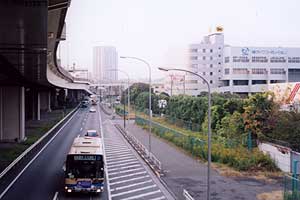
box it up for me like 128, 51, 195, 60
59, 106, 107, 200
1, 108, 88, 200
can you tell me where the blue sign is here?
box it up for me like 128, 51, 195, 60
241, 47, 250, 56
241, 47, 287, 55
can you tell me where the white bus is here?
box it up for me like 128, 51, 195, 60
64, 136, 104, 193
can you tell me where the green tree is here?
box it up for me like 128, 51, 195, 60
217, 112, 245, 138
242, 92, 278, 139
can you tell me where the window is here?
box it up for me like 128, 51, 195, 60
210, 72, 213, 75
224, 57, 230, 63
232, 56, 250, 62
187, 80, 197, 84
218, 54, 221, 57
190, 56, 197, 60
210, 49, 213, 53
288, 57, 300, 63
210, 80, 213, 84
218, 62, 221, 65
202, 72, 206, 75
233, 80, 248, 85
270, 68, 285, 74
252, 68, 267, 74
210, 56, 213, 60
233, 68, 248, 74
252, 56, 268, 63
224, 68, 230, 74
218, 70, 221, 72
270, 57, 286, 63
218, 47, 221, 50
203, 56, 206, 60
252, 80, 267, 85
190, 48, 198, 53
210, 64, 213, 68
202, 49, 206, 53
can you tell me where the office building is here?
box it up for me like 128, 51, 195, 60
93, 46, 118, 83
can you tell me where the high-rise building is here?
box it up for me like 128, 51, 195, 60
93, 46, 118, 83
186, 32, 224, 96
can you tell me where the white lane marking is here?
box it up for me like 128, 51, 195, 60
108, 161, 140, 169
107, 158, 137, 165
105, 152, 132, 158
105, 150, 131, 155
0, 109, 80, 199
108, 167, 144, 176
106, 155, 135, 162
110, 180, 153, 192
105, 151, 131, 156
149, 196, 166, 200
120, 190, 161, 200
98, 106, 112, 200
109, 175, 150, 186
80, 127, 83, 131
108, 164, 142, 172
105, 147, 129, 152
111, 184, 157, 197
52, 191, 59, 200
105, 142, 125, 146
109, 171, 147, 181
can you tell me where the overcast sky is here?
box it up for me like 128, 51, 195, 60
59, 0, 300, 80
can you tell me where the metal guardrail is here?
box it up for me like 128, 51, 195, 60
0, 105, 79, 181
114, 124, 163, 176
183, 189, 195, 200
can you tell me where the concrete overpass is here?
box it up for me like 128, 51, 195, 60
0, 0, 94, 142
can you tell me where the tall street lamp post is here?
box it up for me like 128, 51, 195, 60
158, 67, 212, 200
108, 69, 131, 129
120, 56, 152, 154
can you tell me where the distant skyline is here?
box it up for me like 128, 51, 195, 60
59, 0, 300, 80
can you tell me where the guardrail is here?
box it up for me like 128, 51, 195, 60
0, 105, 79, 181
114, 124, 163, 177
183, 189, 195, 200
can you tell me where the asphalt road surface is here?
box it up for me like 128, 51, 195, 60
1, 106, 108, 200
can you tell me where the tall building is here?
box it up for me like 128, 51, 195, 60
186, 32, 224, 96
186, 30, 300, 96
220, 46, 300, 96
93, 46, 118, 83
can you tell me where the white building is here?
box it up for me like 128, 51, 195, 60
186, 31, 300, 96
93, 46, 118, 83
186, 32, 224, 96
220, 46, 300, 96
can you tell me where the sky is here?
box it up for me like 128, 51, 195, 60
59, 0, 300, 80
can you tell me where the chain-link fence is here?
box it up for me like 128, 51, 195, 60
284, 175, 300, 200
135, 116, 207, 158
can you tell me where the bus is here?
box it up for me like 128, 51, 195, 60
64, 136, 104, 193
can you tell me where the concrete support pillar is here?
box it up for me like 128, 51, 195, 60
37, 92, 40, 120
40, 91, 52, 113
0, 86, 25, 142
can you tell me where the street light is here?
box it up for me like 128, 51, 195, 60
120, 56, 152, 154
107, 69, 131, 129
158, 67, 212, 200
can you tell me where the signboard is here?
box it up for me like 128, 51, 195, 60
74, 155, 97, 161
241, 47, 287, 56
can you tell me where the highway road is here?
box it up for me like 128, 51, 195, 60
1, 106, 108, 200
0, 104, 173, 200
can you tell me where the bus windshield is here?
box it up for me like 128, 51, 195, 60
66, 155, 103, 179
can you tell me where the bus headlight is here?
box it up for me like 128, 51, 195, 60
96, 189, 101, 193
67, 189, 72, 193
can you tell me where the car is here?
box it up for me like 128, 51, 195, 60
89, 107, 96, 112
85, 130, 100, 137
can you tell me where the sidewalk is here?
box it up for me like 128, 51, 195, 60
114, 118, 282, 200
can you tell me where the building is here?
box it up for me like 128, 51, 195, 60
186, 32, 224, 96
93, 46, 118, 83
186, 30, 300, 96
220, 46, 300, 96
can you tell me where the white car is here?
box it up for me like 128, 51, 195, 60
89, 107, 96, 113
85, 130, 100, 137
